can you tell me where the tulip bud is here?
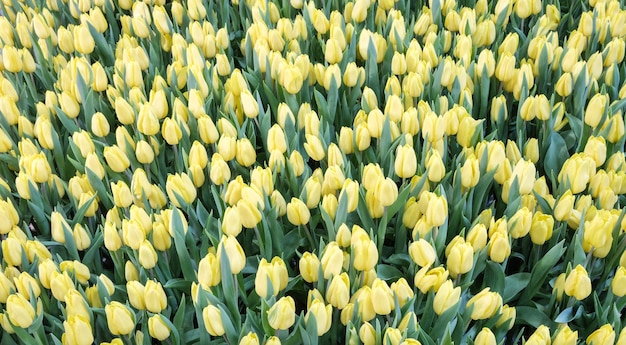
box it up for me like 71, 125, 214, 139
320, 242, 344, 279
585, 93, 608, 128
564, 264, 592, 300
351, 228, 378, 271
584, 136, 607, 168
467, 288, 502, 320
305, 299, 332, 336
148, 314, 170, 341
138, 240, 158, 269
526, 325, 551, 345
446, 241, 473, 278
166, 173, 197, 207
202, 305, 225, 336
267, 296, 296, 330
298, 251, 321, 283
433, 280, 461, 315
586, 324, 615, 345
144, 280, 167, 313
127, 280, 146, 310
326, 273, 350, 309
395, 145, 417, 179
530, 211, 554, 245
496, 304, 516, 330
426, 150, 446, 182
6, 293, 36, 328
240, 332, 260, 345
287, 198, 311, 226
255, 257, 288, 299
612, 267, 626, 297
409, 239, 436, 267
218, 235, 246, 274
475, 328, 496, 345
197, 252, 221, 288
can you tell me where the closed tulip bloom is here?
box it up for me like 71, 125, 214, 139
617, 327, 626, 345
255, 257, 288, 299
585, 93, 608, 128
267, 124, 287, 154
427, 150, 446, 182
14, 272, 40, 300
389, 278, 413, 308
321, 242, 344, 279
475, 328, 496, 345
105, 302, 135, 335
237, 199, 262, 229
209, 154, 231, 185
239, 332, 260, 345
304, 134, 325, 162
612, 267, 626, 297
496, 304, 516, 330
586, 324, 615, 345
584, 136, 607, 168
239, 90, 259, 118
425, 194, 448, 227
488, 231, 511, 263
138, 240, 158, 269
305, 299, 332, 336
72, 223, 91, 250
148, 314, 170, 341
144, 280, 167, 313
374, 177, 398, 207
287, 198, 310, 226
198, 252, 221, 288
235, 138, 256, 167
299, 252, 320, 283
352, 228, 378, 271
460, 154, 480, 189
103, 145, 130, 173
409, 239, 436, 267
530, 212, 554, 245
268, 296, 296, 330
467, 288, 502, 320
221, 206, 242, 236
395, 145, 417, 179
446, 241, 473, 278
327, 274, 351, 309
1, 237, 23, 267
127, 280, 146, 310
526, 325, 551, 345
6, 293, 36, 328
62, 314, 93, 345
110, 181, 132, 208
564, 265, 592, 300
3, 46, 23, 73
370, 278, 394, 316
553, 191, 574, 221
202, 305, 225, 336
554, 325, 578, 345
218, 235, 246, 274
166, 173, 197, 207
433, 280, 461, 315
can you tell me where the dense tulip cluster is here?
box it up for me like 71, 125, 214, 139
0, 0, 626, 344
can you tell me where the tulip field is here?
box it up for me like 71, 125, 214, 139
1, 0, 626, 343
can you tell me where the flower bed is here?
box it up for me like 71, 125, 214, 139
0, 0, 625, 344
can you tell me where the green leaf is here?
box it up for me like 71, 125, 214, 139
484, 261, 505, 296
503, 272, 530, 303
516, 306, 555, 329
173, 210, 196, 281
521, 241, 565, 302
543, 132, 569, 180
376, 264, 403, 280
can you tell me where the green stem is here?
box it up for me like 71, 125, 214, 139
302, 223, 316, 250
